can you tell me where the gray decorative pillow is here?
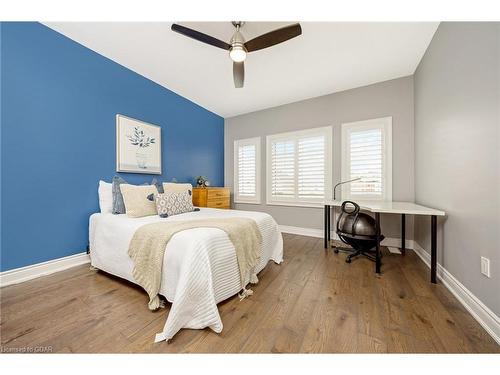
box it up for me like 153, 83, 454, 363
112, 176, 128, 214
154, 190, 194, 218
151, 178, 164, 194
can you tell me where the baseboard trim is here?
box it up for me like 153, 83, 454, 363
279, 225, 327, 239
278, 225, 414, 249
279, 224, 499, 345
0, 252, 90, 288
412, 242, 500, 346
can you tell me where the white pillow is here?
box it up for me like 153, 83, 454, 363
98, 180, 113, 213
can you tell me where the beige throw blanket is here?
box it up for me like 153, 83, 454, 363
128, 218, 263, 310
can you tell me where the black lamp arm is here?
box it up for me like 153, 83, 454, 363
333, 177, 362, 200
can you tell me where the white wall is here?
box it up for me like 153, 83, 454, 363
414, 22, 500, 315
225, 76, 415, 239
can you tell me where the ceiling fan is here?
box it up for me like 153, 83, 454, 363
171, 22, 302, 88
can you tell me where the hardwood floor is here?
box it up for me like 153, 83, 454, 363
1, 234, 499, 353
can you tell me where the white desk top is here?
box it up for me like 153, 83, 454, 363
324, 200, 445, 216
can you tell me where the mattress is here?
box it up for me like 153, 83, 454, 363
89, 207, 283, 342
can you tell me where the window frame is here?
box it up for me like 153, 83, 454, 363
233, 137, 261, 204
266, 126, 333, 208
341, 116, 393, 201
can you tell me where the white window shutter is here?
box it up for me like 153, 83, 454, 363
298, 136, 325, 199
238, 144, 256, 197
270, 140, 295, 198
349, 128, 383, 196
267, 126, 332, 206
341, 117, 392, 201
234, 137, 261, 203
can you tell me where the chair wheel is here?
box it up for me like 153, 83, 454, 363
346, 258, 352, 263
334, 248, 339, 254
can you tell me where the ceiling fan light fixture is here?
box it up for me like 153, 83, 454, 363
229, 44, 247, 62
171, 22, 302, 88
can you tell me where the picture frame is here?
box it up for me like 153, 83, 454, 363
116, 114, 162, 174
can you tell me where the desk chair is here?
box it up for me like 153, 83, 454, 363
335, 201, 385, 263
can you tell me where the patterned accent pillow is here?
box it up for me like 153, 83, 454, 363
154, 190, 194, 218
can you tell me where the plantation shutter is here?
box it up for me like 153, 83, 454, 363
270, 140, 295, 198
298, 136, 325, 199
234, 137, 260, 203
348, 128, 383, 196
237, 144, 256, 198
268, 126, 331, 205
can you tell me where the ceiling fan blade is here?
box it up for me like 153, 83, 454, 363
171, 23, 231, 50
233, 61, 244, 88
244, 23, 302, 52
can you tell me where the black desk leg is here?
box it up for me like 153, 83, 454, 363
324, 205, 328, 249
401, 214, 406, 255
431, 215, 437, 283
375, 212, 381, 274
327, 206, 331, 244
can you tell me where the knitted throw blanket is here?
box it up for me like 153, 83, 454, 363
128, 218, 263, 310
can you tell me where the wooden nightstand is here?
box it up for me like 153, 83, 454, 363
192, 187, 230, 209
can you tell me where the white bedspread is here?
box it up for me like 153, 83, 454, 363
88, 208, 283, 342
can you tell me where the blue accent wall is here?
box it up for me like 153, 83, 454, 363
0, 22, 225, 271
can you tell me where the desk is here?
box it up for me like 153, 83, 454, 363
324, 200, 445, 283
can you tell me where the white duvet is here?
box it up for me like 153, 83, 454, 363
89, 208, 283, 342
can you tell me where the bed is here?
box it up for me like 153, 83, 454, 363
89, 207, 283, 342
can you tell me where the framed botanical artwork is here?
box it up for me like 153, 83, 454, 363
116, 114, 162, 174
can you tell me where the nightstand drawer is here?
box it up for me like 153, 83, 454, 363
208, 198, 230, 209
207, 189, 230, 200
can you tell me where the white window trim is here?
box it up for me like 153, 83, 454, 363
341, 116, 392, 201
266, 126, 333, 208
233, 137, 261, 204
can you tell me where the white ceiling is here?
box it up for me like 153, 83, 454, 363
44, 22, 438, 118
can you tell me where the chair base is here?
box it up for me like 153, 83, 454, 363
345, 249, 377, 263
333, 234, 383, 264
333, 245, 353, 254
334, 246, 381, 264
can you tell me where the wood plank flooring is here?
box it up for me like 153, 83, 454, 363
1, 234, 498, 353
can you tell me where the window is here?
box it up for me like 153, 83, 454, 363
234, 137, 261, 203
267, 126, 332, 206
341, 117, 392, 201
